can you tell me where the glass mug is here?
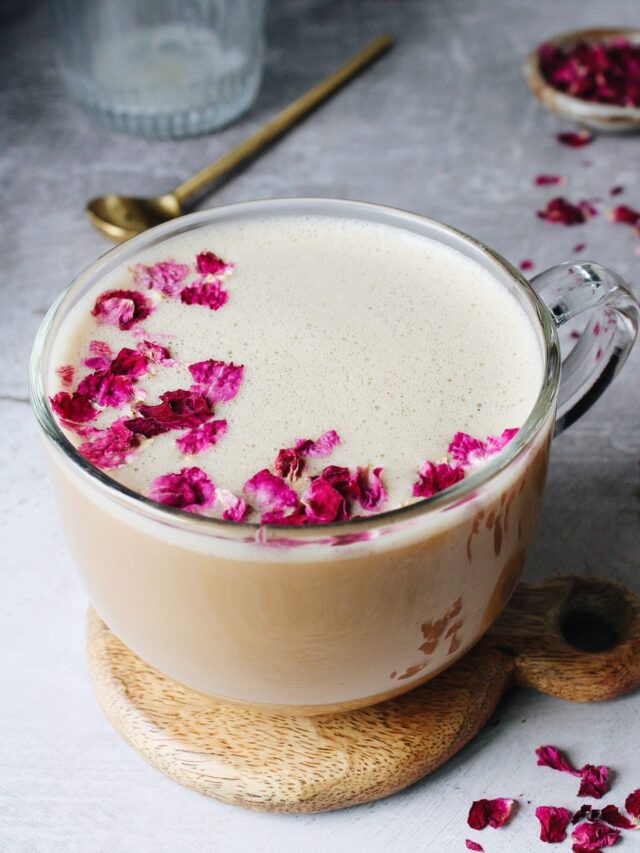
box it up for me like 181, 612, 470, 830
30, 199, 639, 714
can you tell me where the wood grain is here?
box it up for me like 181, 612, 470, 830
86, 575, 640, 814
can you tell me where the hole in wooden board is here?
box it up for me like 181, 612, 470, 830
560, 609, 619, 652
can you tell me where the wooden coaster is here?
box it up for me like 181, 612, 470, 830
87, 576, 640, 813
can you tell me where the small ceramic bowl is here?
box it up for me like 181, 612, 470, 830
524, 27, 640, 133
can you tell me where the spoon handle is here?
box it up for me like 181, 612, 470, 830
172, 34, 393, 206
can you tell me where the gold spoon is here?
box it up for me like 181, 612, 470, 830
86, 35, 393, 242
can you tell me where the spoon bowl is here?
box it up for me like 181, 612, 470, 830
86, 193, 182, 242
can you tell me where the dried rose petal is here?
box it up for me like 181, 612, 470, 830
571, 820, 621, 851
557, 130, 594, 148
77, 370, 135, 408
215, 488, 248, 522
176, 419, 228, 454
599, 805, 637, 830
413, 460, 464, 499
519, 259, 534, 271
355, 466, 387, 512
294, 430, 342, 458
92, 288, 153, 329
625, 790, 640, 819
260, 503, 309, 526
188, 360, 244, 405
573, 805, 598, 825
133, 259, 189, 297
180, 279, 228, 310
50, 391, 97, 424
610, 186, 624, 196
465, 842, 484, 852
535, 745, 582, 777
467, 798, 515, 830
78, 417, 141, 469
136, 339, 176, 366
302, 477, 349, 523
83, 340, 113, 371
274, 447, 305, 481
125, 389, 212, 437
110, 347, 149, 378
573, 242, 587, 252
579, 765, 609, 799
147, 467, 215, 514
448, 429, 518, 468
535, 174, 563, 186
195, 250, 233, 277
535, 806, 572, 843
537, 197, 589, 225
610, 204, 640, 225
243, 469, 298, 513
55, 364, 75, 387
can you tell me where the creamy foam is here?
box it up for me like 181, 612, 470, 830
49, 214, 543, 513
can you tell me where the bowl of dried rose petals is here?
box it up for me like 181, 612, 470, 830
524, 27, 640, 132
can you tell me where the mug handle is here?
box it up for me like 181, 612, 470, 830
531, 261, 639, 434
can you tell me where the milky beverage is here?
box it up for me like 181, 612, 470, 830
46, 212, 551, 711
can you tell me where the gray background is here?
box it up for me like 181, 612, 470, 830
1, 1, 639, 851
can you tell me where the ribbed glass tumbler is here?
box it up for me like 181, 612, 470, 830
51, 0, 267, 139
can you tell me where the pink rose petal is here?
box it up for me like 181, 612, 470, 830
78, 417, 141, 469
557, 130, 594, 148
610, 204, 640, 225
136, 339, 177, 366
535, 174, 563, 186
519, 259, 534, 271
467, 798, 515, 830
92, 288, 153, 329
77, 370, 135, 408
260, 503, 309, 525
355, 466, 387, 512
413, 460, 464, 499
599, 805, 637, 830
274, 448, 305, 481
188, 360, 244, 405
465, 842, 484, 852
243, 469, 298, 513
448, 429, 518, 468
573, 242, 587, 252
294, 429, 342, 458
535, 806, 572, 843
196, 250, 234, 277
50, 391, 97, 424
125, 389, 212, 438
215, 488, 248, 522
180, 279, 228, 310
536, 745, 582, 777
55, 364, 75, 387
83, 340, 113, 371
537, 197, 590, 225
625, 790, 640, 819
571, 820, 621, 851
146, 466, 215, 514
176, 419, 228, 454
133, 259, 189, 297
302, 477, 349, 523
578, 765, 610, 800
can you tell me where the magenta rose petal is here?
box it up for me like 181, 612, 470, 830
556, 130, 594, 148
92, 288, 153, 329
136, 339, 177, 366
146, 466, 215, 514
537, 197, 589, 225
50, 391, 98, 424
215, 488, 248, 522
571, 820, 621, 851
302, 477, 349, 523
260, 503, 309, 526
125, 389, 212, 437
78, 417, 142, 469
467, 798, 515, 830
274, 447, 305, 481
519, 259, 534, 271
294, 429, 342, 458
625, 790, 640, 819
578, 765, 610, 799
572, 804, 598, 825
176, 419, 228, 454
448, 429, 518, 469
243, 469, 298, 513
465, 841, 484, 852
188, 359, 244, 405
180, 279, 228, 310
535, 174, 563, 186
535, 745, 582, 777
77, 370, 136, 408
610, 204, 640, 225
133, 259, 190, 297
195, 250, 234, 277
55, 364, 75, 387
355, 466, 387, 512
535, 806, 572, 843
412, 460, 464, 498
83, 340, 114, 371
599, 805, 637, 830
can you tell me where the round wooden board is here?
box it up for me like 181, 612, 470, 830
86, 576, 640, 813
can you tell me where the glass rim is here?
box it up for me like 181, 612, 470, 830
29, 197, 561, 542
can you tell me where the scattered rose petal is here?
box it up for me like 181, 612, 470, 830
92, 288, 153, 329
355, 466, 387, 512
448, 429, 518, 468
519, 259, 534, 271
465, 842, 484, 852
579, 200, 599, 219
110, 347, 149, 378
125, 389, 212, 437
535, 174, 563, 186
467, 798, 515, 830
196, 250, 234, 277
147, 467, 215, 514
557, 130, 594, 148
571, 820, 621, 851
573, 805, 598, 825
537, 197, 590, 225
180, 279, 228, 310
610, 204, 640, 225
55, 364, 75, 387
302, 477, 349, 523
50, 391, 97, 423
133, 259, 189, 297
216, 488, 248, 522
83, 340, 113, 371
412, 460, 464, 498
294, 430, 342, 458
275, 447, 305, 481
77, 370, 136, 408
599, 805, 637, 830
243, 469, 298, 513
536, 806, 572, 843
260, 503, 309, 526
176, 419, 228, 454
188, 360, 244, 405
610, 185, 624, 196
78, 417, 141, 469
579, 765, 610, 800
536, 745, 582, 777
573, 242, 587, 252
136, 339, 176, 366
625, 790, 640, 819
